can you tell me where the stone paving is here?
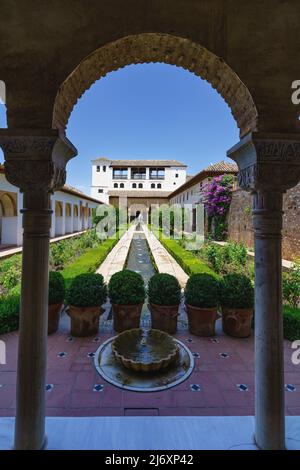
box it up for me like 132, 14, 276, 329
142, 225, 188, 287
1, 311, 299, 418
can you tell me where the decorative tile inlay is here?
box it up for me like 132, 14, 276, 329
192, 352, 200, 358
93, 384, 104, 392
285, 384, 296, 392
219, 352, 230, 358
45, 384, 54, 392
66, 336, 74, 342
237, 384, 248, 392
57, 352, 68, 358
87, 352, 96, 358
210, 338, 219, 344
190, 384, 201, 392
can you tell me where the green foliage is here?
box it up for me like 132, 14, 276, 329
61, 235, 119, 289
199, 241, 248, 276
0, 285, 20, 334
66, 273, 107, 307
0, 255, 22, 292
48, 271, 65, 305
283, 306, 300, 341
220, 273, 254, 309
148, 273, 181, 306
158, 237, 219, 279
185, 273, 220, 308
49, 229, 100, 270
108, 269, 146, 305
283, 263, 300, 308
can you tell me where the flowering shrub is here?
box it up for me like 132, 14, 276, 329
202, 174, 234, 240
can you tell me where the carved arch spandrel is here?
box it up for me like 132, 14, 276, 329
53, 33, 258, 138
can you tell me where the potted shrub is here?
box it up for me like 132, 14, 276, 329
66, 273, 107, 337
108, 269, 146, 332
220, 273, 254, 338
48, 271, 65, 335
148, 273, 181, 334
185, 273, 220, 336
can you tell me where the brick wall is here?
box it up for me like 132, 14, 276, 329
227, 183, 300, 261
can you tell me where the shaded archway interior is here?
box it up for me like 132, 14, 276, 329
53, 33, 258, 139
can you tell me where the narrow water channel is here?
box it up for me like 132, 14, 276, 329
125, 229, 157, 326
125, 231, 156, 283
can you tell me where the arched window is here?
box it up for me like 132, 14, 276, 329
132, 183, 137, 188
114, 183, 118, 188
157, 183, 161, 189
138, 183, 143, 189
120, 183, 124, 188
151, 183, 155, 189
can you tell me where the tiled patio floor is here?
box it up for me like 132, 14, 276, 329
1, 306, 299, 418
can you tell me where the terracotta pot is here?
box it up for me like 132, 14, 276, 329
48, 303, 63, 335
68, 305, 103, 337
186, 304, 217, 337
149, 303, 179, 334
222, 307, 254, 338
112, 303, 143, 332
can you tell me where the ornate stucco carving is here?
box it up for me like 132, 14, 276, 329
52, 33, 258, 138
0, 130, 77, 193
228, 133, 300, 193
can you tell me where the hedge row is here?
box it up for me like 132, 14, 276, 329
61, 234, 120, 289
0, 233, 121, 335
155, 232, 300, 341
158, 237, 219, 279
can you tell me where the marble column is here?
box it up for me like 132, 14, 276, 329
0, 129, 76, 449
228, 132, 300, 450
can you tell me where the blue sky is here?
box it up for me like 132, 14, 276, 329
0, 63, 239, 195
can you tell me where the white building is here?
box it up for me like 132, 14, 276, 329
169, 161, 238, 207
0, 165, 101, 248
91, 157, 187, 204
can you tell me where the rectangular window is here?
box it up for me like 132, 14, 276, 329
98, 189, 103, 193
175, 173, 179, 178
131, 167, 146, 180
103, 166, 106, 172
149, 167, 165, 180
113, 167, 128, 179
96, 166, 100, 172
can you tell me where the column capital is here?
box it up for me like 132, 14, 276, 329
0, 129, 77, 193
227, 132, 300, 192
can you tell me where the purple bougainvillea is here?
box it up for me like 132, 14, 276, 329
201, 174, 234, 240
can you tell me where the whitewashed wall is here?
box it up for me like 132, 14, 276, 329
0, 173, 100, 246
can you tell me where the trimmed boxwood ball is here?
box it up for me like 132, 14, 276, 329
220, 273, 254, 309
66, 273, 107, 307
148, 273, 181, 306
185, 273, 220, 308
108, 269, 146, 305
48, 271, 65, 305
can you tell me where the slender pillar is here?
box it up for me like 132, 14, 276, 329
253, 190, 285, 449
228, 132, 300, 450
0, 129, 77, 449
14, 189, 51, 449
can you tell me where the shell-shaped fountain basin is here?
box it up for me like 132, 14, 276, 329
112, 328, 179, 372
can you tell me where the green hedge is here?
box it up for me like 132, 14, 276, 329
61, 234, 120, 289
158, 236, 219, 279
283, 306, 300, 341
0, 285, 21, 334
0, 233, 120, 335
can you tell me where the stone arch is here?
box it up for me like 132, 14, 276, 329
65, 203, 71, 217
55, 201, 63, 217
0, 192, 17, 216
52, 33, 258, 138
